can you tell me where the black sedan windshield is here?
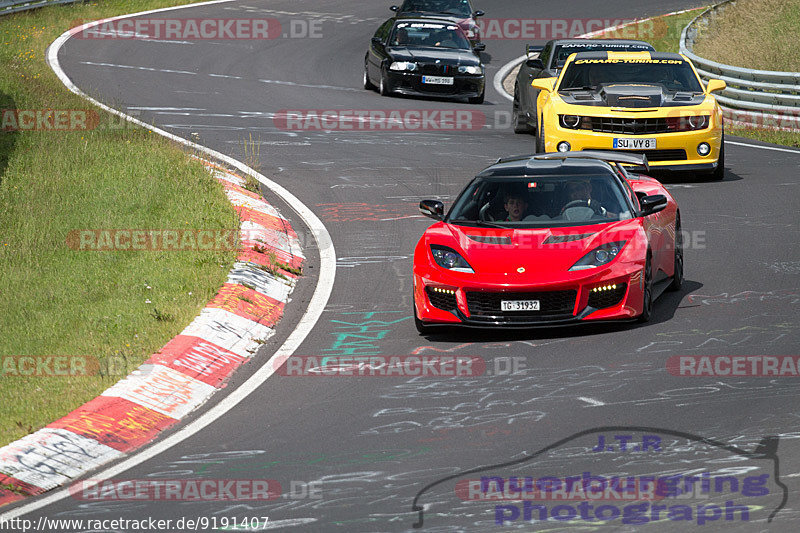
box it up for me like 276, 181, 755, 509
559, 58, 703, 92
448, 175, 633, 228
399, 0, 472, 17
390, 22, 471, 49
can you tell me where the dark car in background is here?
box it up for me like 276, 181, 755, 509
365, 18, 486, 103
390, 0, 485, 46
513, 39, 655, 133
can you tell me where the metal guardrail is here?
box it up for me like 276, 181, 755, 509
1, 0, 83, 16
680, 0, 800, 131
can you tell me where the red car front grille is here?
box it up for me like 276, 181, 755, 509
465, 290, 577, 319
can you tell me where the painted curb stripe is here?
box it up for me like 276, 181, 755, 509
226, 189, 284, 218
0, 429, 123, 491
0, 160, 302, 501
148, 335, 247, 388
219, 180, 263, 200
47, 397, 176, 453
235, 206, 299, 238
101, 364, 217, 420
180, 307, 275, 355
207, 283, 286, 328
241, 220, 305, 260
238, 250, 303, 273
227, 262, 294, 302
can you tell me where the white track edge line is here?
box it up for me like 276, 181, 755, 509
1, 0, 335, 520
724, 140, 800, 155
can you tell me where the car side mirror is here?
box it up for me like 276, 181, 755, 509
526, 44, 543, 57
639, 194, 668, 216
473, 42, 486, 52
371, 36, 383, 46
419, 200, 445, 220
473, 10, 485, 17
706, 79, 726, 93
525, 58, 544, 69
390, 5, 399, 11
531, 77, 555, 92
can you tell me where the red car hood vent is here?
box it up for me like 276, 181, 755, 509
543, 232, 595, 244
466, 234, 513, 245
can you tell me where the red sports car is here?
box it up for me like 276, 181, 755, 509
412, 151, 683, 331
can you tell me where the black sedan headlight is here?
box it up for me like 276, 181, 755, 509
458, 65, 483, 75
389, 61, 418, 72
569, 241, 626, 271
431, 245, 474, 273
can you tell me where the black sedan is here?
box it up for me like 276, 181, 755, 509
512, 39, 654, 133
364, 18, 486, 104
389, 0, 485, 46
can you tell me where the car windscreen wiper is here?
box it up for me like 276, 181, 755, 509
451, 219, 509, 229
559, 85, 596, 91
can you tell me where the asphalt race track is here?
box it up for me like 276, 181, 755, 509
12, 0, 800, 531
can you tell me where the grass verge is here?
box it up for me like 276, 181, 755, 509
0, 0, 238, 447
692, 0, 799, 72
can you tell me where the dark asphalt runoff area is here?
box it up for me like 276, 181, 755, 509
10, 0, 800, 531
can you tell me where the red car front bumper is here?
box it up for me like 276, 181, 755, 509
413, 261, 646, 328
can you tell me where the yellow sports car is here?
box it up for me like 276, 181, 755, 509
530, 51, 727, 179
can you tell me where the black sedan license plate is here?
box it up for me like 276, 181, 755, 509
422, 76, 454, 85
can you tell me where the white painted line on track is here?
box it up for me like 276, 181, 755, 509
80, 60, 197, 75
0, 0, 335, 522
725, 140, 800, 155
578, 397, 606, 406
493, 54, 525, 103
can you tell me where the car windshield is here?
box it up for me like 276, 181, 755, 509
552, 44, 653, 69
399, 0, 472, 17
447, 174, 634, 228
390, 21, 471, 49
559, 57, 703, 92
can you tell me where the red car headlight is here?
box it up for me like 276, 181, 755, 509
569, 241, 626, 271
431, 245, 474, 273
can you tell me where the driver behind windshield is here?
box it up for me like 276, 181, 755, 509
563, 180, 615, 218
503, 190, 528, 221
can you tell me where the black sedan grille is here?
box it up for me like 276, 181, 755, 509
426, 287, 457, 311
588, 117, 671, 135
587, 283, 627, 309
465, 290, 577, 319
419, 63, 454, 76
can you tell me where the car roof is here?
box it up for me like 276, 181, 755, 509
477, 151, 648, 177
477, 157, 615, 178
